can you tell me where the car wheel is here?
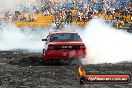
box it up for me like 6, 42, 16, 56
42, 49, 46, 63
41, 57, 46, 65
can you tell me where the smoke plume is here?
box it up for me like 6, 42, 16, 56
0, 25, 50, 53
80, 18, 132, 64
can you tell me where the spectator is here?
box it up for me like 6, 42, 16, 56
20, 15, 26, 22
29, 15, 36, 22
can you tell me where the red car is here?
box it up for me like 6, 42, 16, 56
42, 31, 86, 63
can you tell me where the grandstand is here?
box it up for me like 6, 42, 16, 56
13, 0, 132, 28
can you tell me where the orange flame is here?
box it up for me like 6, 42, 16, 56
78, 66, 86, 76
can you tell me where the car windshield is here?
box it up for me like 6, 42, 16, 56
50, 33, 82, 42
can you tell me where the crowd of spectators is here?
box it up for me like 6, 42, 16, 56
3, 0, 132, 27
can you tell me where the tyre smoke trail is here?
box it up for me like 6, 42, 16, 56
80, 18, 132, 64
0, 18, 132, 64
0, 25, 50, 53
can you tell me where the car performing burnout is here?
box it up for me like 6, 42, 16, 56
42, 31, 86, 64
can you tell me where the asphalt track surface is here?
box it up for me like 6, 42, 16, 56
0, 50, 132, 88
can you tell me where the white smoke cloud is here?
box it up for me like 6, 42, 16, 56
81, 18, 132, 64
0, 16, 132, 64
0, 25, 50, 53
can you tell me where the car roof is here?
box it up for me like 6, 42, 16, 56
50, 31, 77, 34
